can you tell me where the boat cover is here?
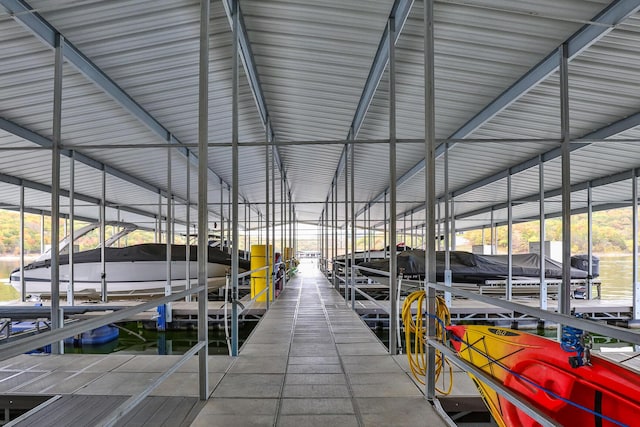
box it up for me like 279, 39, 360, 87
358, 250, 589, 282
20, 244, 251, 271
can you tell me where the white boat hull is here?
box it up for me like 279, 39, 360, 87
11, 260, 232, 298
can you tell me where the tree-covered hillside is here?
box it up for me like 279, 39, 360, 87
0, 210, 155, 255
0, 207, 636, 256
0, 210, 51, 255
462, 207, 637, 254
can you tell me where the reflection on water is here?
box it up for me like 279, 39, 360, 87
63, 322, 256, 356
0, 283, 18, 300
597, 255, 637, 300
0, 259, 21, 301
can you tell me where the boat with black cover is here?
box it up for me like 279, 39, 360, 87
358, 249, 594, 282
10, 222, 250, 298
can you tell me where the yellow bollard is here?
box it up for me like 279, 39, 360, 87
251, 245, 273, 302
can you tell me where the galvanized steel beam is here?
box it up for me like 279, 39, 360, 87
0, 171, 163, 222
323, 0, 414, 222
356, 0, 640, 218
0, 111, 175, 202
0, 0, 254, 216
220, 0, 294, 220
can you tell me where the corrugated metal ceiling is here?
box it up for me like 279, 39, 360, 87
0, 0, 639, 240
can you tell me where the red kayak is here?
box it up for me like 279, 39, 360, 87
447, 325, 640, 427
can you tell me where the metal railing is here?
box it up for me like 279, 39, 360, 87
423, 280, 640, 426
428, 281, 640, 345
0, 285, 208, 427
220, 260, 290, 356
327, 261, 640, 425
428, 339, 560, 427
0, 286, 204, 361
222, 265, 270, 356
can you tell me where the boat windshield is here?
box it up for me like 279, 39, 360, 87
37, 222, 139, 261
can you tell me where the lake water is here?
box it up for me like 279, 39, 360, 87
2, 255, 637, 301
0, 258, 257, 355
595, 254, 637, 300
0, 259, 20, 300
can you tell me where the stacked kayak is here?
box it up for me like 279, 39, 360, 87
447, 325, 640, 427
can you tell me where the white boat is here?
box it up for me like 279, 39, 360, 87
10, 222, 249, 298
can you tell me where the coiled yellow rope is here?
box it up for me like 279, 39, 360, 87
402, 290, 453, 395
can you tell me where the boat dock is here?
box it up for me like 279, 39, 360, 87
0, 290, 632, 337
0, 260, 456, 426
354, 297, 634, 326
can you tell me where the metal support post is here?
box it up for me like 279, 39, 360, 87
444, 143, 451, 306
100, 170, 107, 303
158, 193, 163, 243
185, 152, 191, 303
560, 43, 571, 316
424, 0, 437, 401
197, 0, 210, 399
51, 32, 63, 354
539, 158, 547, 310
163, 147, 173, 327
220, 178, 224, 248
333, 184, 338, 290
231, 0, 240, 356
40, 213, 44, 255
587, 183, 593, 299
289, 191, 293, 260
227, 185, 231, 253
322, 203, 326, 273
384, 192, 387, 255
265, 121, 271, 309
507, 173, 513, 301
350, 141, 356, 310
344, 140, 349, 304
328, 199, 331, 272
19, 185, 25, 302
437, 200, 441, 250
280, 175, 285, 289
490, 208, 496, 254
325, 206, 329, 272
410, 212, 414, 248
280, 176, 284, 256
388, 17, 398, 355
69, 151, 75, 305
367, 206, 371, 261
633, 172, 639, 320
272, 146, 276, 292
451, 199, 456, 250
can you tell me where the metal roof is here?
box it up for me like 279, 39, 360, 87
1, 0, 640, 239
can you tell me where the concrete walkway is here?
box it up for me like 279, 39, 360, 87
192, 260, 449, 427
